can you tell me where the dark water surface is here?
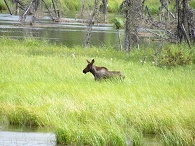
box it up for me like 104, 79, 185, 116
0, 14, 122, 48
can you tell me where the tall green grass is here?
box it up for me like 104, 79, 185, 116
0, 0, 123, 13
51, 0, 123, 12
144, 0, 176, 15
0, 38, 195, 145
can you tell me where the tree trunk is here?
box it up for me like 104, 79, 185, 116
84, 0, 99, 49
80, 0, 85, 18
176, 0, 191, 47
102, 0, 108, 23
125, 18, 131, 52
15, 1, 19, 15
125, 0, 131, 52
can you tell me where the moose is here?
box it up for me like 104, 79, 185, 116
83, 59, 125, 80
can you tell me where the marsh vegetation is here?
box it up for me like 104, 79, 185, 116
0, 38, 195, 145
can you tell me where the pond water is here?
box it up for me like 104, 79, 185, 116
0, 131, 56, 146
0, 13, 123, 49
0, 124, 56, 146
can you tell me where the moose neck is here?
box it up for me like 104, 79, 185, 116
90, 65, 98, 78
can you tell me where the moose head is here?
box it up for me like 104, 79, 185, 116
83, 59, 96, 74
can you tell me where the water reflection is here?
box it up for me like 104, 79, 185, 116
0, 14, 120, 48
0, 131, 56, 146
0, 123, 56, 146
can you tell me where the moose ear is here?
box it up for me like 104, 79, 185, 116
86, 60, 90, 63
91, 59, 95, 64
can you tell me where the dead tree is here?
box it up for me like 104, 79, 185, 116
121, 0, 143, 52
144, 0, 194, 46
101, 0, 108, 23
14, 0, 26, 14
80, 0, 85, 17
15, 0, 19, 15
84, 0, 100, 49
4, 0, 61, 23
176, 0, 194, 47
124, 0, 131, 52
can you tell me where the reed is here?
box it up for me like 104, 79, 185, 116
0, 38, 195, 145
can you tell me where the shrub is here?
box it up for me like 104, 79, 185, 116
112, 17, 125, 30
0, 2, 6, 11
190, 1, 195, 9
156, 46, 192, 67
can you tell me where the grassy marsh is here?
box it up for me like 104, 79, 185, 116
0, 38, 195, 145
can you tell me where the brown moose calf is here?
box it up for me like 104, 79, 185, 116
83, 59, 125, 80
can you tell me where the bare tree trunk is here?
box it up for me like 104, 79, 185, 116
176, 0, 191, 47
125, 0, 131, 52
121, 0, 142, 52
102, 0, 108, 23
22, 0, 34, 21
52, 0, 57, 17
80, 0, 85, 18
125, 17, 131, 52
41, 0, 54, 21
15, 1, 19, 15
84, 0, 99, 49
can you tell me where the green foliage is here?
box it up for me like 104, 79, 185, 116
112, 17, 125, 30
144, 0, 160, 15
144, 0, 177, 15
147, 6, 160, 15
1, 0, 122, 13
108, 0, 123, 13
60, 0, 82, 11
156, 46, 192, 67
190, 0, 195, 9
0, 1, 6, 11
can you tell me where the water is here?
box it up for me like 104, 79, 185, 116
0, 125, 56, 146
0, 131, 56, 146
0, 13, 162, 50
0, 13, 121, 48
